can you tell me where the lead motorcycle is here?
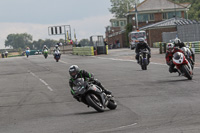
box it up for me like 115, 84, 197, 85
54, 50, 61, 62
173, 51, 193, 80
138, 49, 149, 70
71, 78, 117, 112
25, 49, 30, 58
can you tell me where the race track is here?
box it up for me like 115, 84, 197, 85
1, 49, 200, 133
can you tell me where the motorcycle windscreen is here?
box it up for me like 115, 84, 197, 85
173, 52, 184, 64
72, 78, 86, 94
55, 50, 60, 55
173, 52, 182, 60
140, 49, 149, 54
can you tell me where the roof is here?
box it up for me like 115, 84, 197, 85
179, 3, 191, 8
175, 19, 200, 25
140, 18, 185, 30
130, 0, 190, 12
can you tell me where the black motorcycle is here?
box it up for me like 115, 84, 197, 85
71, 78, 117, 112
139, 49, 149, 70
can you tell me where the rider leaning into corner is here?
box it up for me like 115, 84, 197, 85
135, 38, 151, 64
68, 65, 112, 101
165, 43, 184, 75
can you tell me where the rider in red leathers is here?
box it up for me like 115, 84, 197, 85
165, 43, 184, 74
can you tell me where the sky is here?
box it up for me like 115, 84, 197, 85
0, 0, 144, 49
0, 0, 114, 49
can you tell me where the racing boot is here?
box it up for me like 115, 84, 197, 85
98, 84, 112, 95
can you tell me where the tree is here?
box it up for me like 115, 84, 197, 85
79, 39, 90, 47
109, 0, 140, 18
125, 23, 133, 47
188, 1, 200, 20
32, 39, 44, 50
171, 0, 200, 20
58, 39, 65, 45
43, 39, 58, 48
5, 33, 32, 49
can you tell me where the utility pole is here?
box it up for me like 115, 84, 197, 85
135, 3, 138, 29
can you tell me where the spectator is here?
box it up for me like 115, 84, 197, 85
5, 51, 8, 58
1, 52, 5, 58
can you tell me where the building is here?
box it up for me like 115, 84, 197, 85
105, 18, 127, 48
106, 0, 191, 47
127, 0, 190, 30
140, 17, 184, 46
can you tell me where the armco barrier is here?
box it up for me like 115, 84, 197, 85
155, 42, 167, 54
50, 45, 73, 54
159, 41, 200, 54
185, 41, 200, 54
73, 46, 94, 56
153, 42, 160, 48
153, 42, 167, 54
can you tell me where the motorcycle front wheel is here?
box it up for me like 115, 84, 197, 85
107, 99, 117, 110
181, 65, 193, 80
86, 93, 104, 112
141, 59, 147, 70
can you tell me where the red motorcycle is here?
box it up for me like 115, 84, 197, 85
173, 52, 193, 80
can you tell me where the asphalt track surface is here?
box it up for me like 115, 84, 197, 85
0, 48, 200, 133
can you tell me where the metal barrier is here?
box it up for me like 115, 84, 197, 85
186, 41, 200, 54
157, 41, 200, 54
154, 42, 166, 54
73, 46, 94, 56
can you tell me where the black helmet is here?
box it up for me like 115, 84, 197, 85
69, 65, 80, 78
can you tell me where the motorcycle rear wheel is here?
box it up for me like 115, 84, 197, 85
86, 93, 104, 112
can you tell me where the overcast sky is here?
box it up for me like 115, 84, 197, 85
0, 0, 114, 49
0, 0, 144, 49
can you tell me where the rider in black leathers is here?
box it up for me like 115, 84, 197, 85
135, 38, 151, 63
69, 65, 111, 101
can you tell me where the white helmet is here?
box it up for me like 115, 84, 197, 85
167, 43, 174, 52
174, 37, 181, 45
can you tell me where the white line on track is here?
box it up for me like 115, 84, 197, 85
94, 56, 200, 69
29, 71, 53, 91
95, 57, 167, 66
87, 123, 137, 133
59, 60, 69, 64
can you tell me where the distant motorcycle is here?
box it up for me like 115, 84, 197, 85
71, 78, 117, 112
139, 49, 149, 70
25, 50, 30, 58
43, 49, 48, 59
54, 50, 61, 62
173, 51, 193, 80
